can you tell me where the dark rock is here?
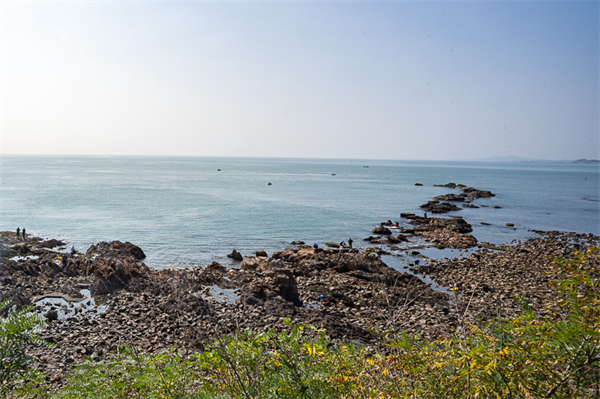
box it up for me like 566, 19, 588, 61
89, 257, 150, 295
245, 296, 261, 306
414, 183, 423, 186
372, 226, 392, 235
386, 235, 409, 244
255, 250, 268, 258
419, 202, 462, 213
39, 239, 67, 249
46, 309, 58, 321
434, 193, 466, 202
206, 262, 226, 273
227, 250, 243, 261
433, 183, 457, 188
240, 267, 302, 307
86, 241, 146, 261
400, 213, 417, 219
460, 187, 495, 199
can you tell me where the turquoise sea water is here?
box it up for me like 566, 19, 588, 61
1, 155, 598, 269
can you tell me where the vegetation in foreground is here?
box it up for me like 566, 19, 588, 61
2, 248, 599, 398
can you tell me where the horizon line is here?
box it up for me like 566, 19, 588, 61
1, 153, 599, 163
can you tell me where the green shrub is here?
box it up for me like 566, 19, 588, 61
56, 346, 201, 399
193, 320, 371, 398
0, 300, 52, 395
57, 322, 372, 398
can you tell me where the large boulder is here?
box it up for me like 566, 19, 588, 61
86, 241, 146, 261
372, 226, 392, 235
227, 249, 243, 261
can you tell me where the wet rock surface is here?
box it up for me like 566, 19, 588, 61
401, 214, 477, 249
421, 184, 496, 213
372, 225, 392, 235
419, 201, 463, 213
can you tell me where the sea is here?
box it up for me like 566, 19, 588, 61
1, 155, 598, 269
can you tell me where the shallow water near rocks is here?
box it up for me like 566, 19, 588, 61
194, 285, 240, 305
382, 255, 453, 295
35, 289, 106, 320
9, 255, 40, 261
414, 246, 480, 260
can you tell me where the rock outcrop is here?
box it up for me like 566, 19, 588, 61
372, 226, 392, 235
419, 201, 462, 213
86, 241, 146, 261
400, 214, 477, 249
227, 249, 243, 261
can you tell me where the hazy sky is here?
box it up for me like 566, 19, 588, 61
2, 1, 598, 160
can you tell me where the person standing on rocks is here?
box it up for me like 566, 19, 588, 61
16, 227, 20, 238
348, 238, 353, 248
22, 228, 26, 240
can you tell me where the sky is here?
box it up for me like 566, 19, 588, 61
1, 1, 598, 161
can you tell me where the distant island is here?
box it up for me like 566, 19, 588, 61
473, 156, 600, 164
571, 159, 600, 164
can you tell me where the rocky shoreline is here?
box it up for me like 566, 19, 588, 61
1, 183, 598, 389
